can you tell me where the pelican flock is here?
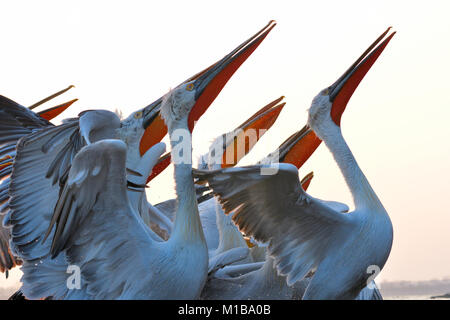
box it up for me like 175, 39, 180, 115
0, 21, 396, 300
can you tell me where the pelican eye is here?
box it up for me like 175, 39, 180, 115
186, 83, 195, 91
134, 111, 143, 119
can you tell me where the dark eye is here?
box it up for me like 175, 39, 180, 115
186, 83, 195, 91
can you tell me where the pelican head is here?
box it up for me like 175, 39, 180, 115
307, 90, 335, 140
160, 81, 197, 131
308, 27, 396, 139
119, 108, 151, 145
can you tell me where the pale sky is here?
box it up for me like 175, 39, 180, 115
1, 0, 450, 291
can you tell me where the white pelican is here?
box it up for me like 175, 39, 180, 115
5, 21, 276, 299
194, 28, 396, 300
34, 81, 212, 299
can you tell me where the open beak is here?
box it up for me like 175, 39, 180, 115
222, 96, 285, 168
328, 27, 395, 126
187, 21, 276, 131
28, 85, 75, 110
300, 171, 314, 191
140, 20, 276, 156
277, 28, 396, 169
277, 125, 321, 169
37, 99, 78, 121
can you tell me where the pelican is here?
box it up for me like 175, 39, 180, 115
201, 171, 382, 300
5, 22, 276, 299
194, 28, 396, 300
26, 81, 211, 299
198, 124, 350, 300
198, 118, 322, 262
0, 87, 77, 276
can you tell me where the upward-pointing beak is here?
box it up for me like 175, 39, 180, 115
276, 28, 396, 170
221, 96, 285, 168
37, 99, 78, 121
300, 171, 314, 191
140, 99, 166, 156
328, 27, 396, 126
140, 21, 276, 156
187, 20, 276, 131
277, 125, 321, 169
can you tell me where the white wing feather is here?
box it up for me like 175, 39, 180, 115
193, 163, 353, 286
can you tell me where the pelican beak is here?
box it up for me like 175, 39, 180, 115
276, 29, 395, 168
140, 20, 276, 156
300, 171, 314, 191
277, 125, 321, 169
328, 27, 396, 126
188, 20, 276, 131
140, 99, 166, 156
37, 99, 78, 121
28, 85, 75, 110
146, 152, 171, 183
221, 96, 285, 168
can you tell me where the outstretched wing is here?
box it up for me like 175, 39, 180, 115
193, 163, 353, 286
3, 121, 89, 298
45, 140, 156, 299
0, 95, 53, 212
6, 121, 84, 261
0, 96, 53, 274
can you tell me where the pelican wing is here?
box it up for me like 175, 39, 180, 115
0, 95, 53, 212
6, 121, 83, 261
45, 140, 156, 299
193, 163, 353, 286
2, 121, 89, 298
0, 96, 54, 274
